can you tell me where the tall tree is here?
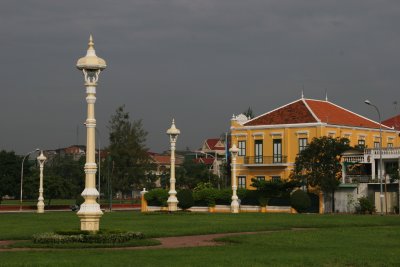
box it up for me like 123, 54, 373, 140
0, 150, 25, 200
243, 107, 255, 119
108, 105, 154, 195
291, 136, 350, 212
175, 158, 219, 189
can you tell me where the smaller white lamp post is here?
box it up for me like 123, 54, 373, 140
37, 151, 47, 213
230, 144, 240, 213
166, 119, 180, 211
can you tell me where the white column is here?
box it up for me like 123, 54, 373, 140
341, 162, 346, 184
371, 159, 376, 180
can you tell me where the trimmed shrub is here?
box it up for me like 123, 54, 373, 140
268, 198, 290, 206
356, 196, 375, 214
144, 188, 169, 207
33, 231, 144, 244
240, 190, 260, 205
290, 189, 311, 213
193, 188, 218, 207
177, 189, 194, 210
215, 189, 232, 205
258, 196, 268, 206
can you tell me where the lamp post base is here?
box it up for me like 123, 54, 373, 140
77, 203, 103, 231
167, 196, 179, 212
78, 213, 102, 231
231, 199, 239, 213
37, 200, 44, 213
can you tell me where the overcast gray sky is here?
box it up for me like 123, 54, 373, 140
1, 0, 400, 154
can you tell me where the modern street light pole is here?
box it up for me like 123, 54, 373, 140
365, 99, 385, 215
166, 119, 180, 212
20, 148, 40, 211
76, 35, 106, 231
230, 143, 240, 213
36, 151, 47, 213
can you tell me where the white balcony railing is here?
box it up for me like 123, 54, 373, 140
365, 147, 400, 155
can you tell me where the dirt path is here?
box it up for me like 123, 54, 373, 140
0, 229, 311, 252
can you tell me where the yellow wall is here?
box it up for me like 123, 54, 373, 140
231, 122, 399, 189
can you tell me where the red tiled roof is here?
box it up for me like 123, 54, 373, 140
206, 139, 225, 151
244, 100, 316, 126
382, 115, 400, 130
244, 98, 388, 130
151, 155, 171, 165
305, 99, 385, 129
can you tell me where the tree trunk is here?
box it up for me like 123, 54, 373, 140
331, 190, 335, 213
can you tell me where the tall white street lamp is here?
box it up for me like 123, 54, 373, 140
230, 144, 240, 213
37, 151, 47, 213
365, 99, 385, 215
76, 35, 106, 231
20, 148, 40, 211
166, 119, 180, 212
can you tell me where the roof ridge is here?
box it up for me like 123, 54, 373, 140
303, 99, 320, 122
244, 98, 304, 125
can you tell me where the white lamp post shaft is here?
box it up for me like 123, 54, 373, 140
230, 144, 239, 213
76, 36, 106, 231
167, 119, 180, 212
37, 151, 46, 213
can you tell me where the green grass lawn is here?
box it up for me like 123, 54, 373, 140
1, 212, 400, 266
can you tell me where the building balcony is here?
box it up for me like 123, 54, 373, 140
344, 175, 373, 184
244, 156, 288, 166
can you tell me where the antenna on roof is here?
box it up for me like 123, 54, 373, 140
301, 84, 304, 99
325, 89, 328, 101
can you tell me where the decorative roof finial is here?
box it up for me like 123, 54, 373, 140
301, 90, 304, 99
325, 89, 328, 101
88, 35, 94, 49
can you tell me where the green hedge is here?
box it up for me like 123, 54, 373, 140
33, 231, 144, 244
144, 188, 169, 206
290, 189, 311, 213
177, 189, 194, 210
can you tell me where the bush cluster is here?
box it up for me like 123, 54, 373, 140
33, 230, 144, 244
144, 188, 168, 206
355, 196, 375, 214
177, 189, 194, 210
290, 189, 311, 213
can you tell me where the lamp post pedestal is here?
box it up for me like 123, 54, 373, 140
76, 36, 106, 231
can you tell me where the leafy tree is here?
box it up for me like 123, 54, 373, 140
291, 136, 350, 212
0, 150, 24, 200
243, 107, 255, 119
175, 159, 219, 189
108, 105, 155, 196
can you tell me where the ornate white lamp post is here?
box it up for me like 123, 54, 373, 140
76, 36, 106, 231
230, 144, 240, 213
36, 151, 47, 213
166, 119, 180, 211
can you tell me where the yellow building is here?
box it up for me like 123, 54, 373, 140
230, 97, 399, 189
